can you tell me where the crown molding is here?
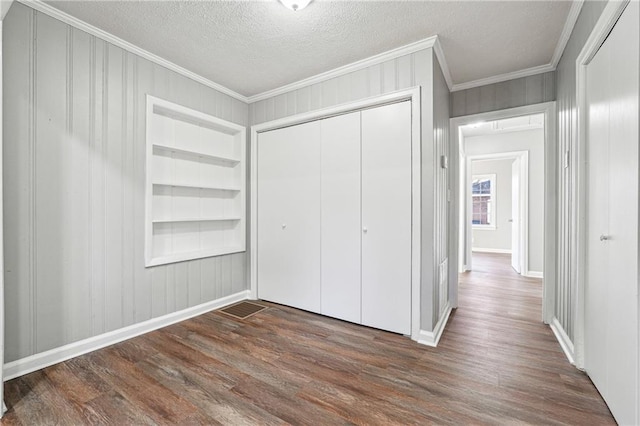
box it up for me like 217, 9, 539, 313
247, 35, 447, 103
451, 63, 555, 92
432, 36, 453, 91
17, 0, 249, 103
551, 0, 584, 67
15, 0, 583, 102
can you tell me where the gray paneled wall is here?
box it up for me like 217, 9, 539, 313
451, 71, 555, 118
251, 49, 450, 331
554, 1, 607, 342
3, 3, 248, 362
433, 54, 450, 325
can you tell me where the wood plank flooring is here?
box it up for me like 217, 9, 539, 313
2, 253, 614, 425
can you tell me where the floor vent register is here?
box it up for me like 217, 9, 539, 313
219, 301, 268, 319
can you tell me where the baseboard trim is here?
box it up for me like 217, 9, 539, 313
3, 290, 250, 381
472, 248, 512, 254
417, 301, 452, 347
525, 270, 544, 278
550, 317, 575, 365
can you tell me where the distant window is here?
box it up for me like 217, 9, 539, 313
472, 174, 496, 228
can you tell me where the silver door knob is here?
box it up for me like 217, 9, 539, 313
282, 224, 287, 230
508, 219, 513, 223
363, 227, 368, 233
599, 234, 609, 241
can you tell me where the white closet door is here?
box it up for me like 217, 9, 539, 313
257, 121, 322, 313
585, 35, 610, 398
361, 101, 412, 335
585, 2, 639, 424
321, 111, 361, 323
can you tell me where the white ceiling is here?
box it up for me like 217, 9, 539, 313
45, 0, 574, 98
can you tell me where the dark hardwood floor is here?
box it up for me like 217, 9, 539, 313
2, 253, 614, 425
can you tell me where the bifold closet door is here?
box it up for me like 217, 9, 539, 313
585, 1, 639, 424
361, 101, 412, 335
257, 121, 322, 313
320, 111, 361, 323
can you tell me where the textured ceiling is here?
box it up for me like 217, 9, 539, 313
45, 0, 573, 97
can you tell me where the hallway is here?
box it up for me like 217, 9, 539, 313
448, 252, 614, 423
2, 253, 615, 424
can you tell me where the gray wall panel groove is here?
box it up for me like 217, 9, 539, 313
3, 2, 249, 363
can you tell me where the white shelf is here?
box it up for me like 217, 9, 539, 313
146, 246, 246, 267
152, 143, 240, 166
153, 182, 241, 192
152, 217, 241, 224
145, 95, 246, 267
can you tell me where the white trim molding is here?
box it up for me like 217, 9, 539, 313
550, 0, 585, 67
525, 271, 544, 279
3, 290, 250, 381
250, 87, 422, 342
17, 0, 249, 102
573, 0, 630, 371
432, 37, 453, 90
417, 302, 452, 347
0, 18, 5, 417
550, 317, 575, 365
248, 37, 450, 102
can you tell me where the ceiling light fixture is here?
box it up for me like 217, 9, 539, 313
280, 0, 312, 11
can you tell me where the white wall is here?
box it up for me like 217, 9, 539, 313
465, 128, 544, 273
471, 158, 513, 252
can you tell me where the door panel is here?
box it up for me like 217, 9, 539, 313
585, 2, 639, 424
320, 111, 362, 323
257, 121, 322, 313
600, 2, 639, 422
585, 33, 610, 398
361, 102, 412, 335
511, 158, 521, 273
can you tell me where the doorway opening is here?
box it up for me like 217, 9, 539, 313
465, 149, 532, 277
449, 102, 556, 324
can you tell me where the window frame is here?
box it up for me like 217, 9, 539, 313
471, 173, 497, 230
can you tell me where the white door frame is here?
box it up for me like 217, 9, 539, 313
0, 17, 5, 418
464, 151, 529, 276
449, 101, 556, 324
250, 87, 422, 341
573, 0, 631, 370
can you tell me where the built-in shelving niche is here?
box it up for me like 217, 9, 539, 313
145, 95, 246, 267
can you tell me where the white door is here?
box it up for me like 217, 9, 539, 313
511, 158, 521, 273
257, 121, 322, 313
320, 111, 361, 323
361, 101, 412, 335
585, 2, 639, 424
